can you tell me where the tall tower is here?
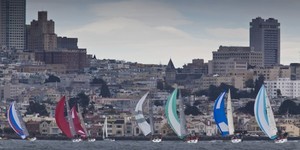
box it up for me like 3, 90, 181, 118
250, 17, 280, 67
0, 0, 26, 50
27, 11, 57, 52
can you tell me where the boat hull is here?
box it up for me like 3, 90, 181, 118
231, 138, 242, 143
274, 138, 287, 143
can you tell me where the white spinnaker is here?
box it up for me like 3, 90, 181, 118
166, 89, 183, 138
134, 92, 151, 136
226, 89, 235, 135
254, 85, 277, 139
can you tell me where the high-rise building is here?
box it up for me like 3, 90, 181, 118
0, 0, 26, 50
27, 11, 57, 51
250, 17, 280, 67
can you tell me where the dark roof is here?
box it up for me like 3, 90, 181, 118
166, 59, 176, 71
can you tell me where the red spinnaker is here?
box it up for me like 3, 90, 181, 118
55, 96, 72, 138
71, 106, 87, 137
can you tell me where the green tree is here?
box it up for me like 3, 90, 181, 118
245, 79, 254, 88
184, 105, 202, 116
156, 80, 164, 90
100, 82, 111, 98
45, 75, 60, 83
254, 75, 265, 95
26, 101, 49, 116
237, 101, 255, 116
278, 99, 299, 115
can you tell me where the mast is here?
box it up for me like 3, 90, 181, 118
178, 90, 187, 137
149, 96, 155, 135
66, 95, 76, 137
105, 117, 108, 138
102, 118, 105, 139
226, 89, 235, 135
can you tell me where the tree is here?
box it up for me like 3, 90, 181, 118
100, 82, 111, 98
277, 89, 282, 97
245, 79, 254, 88
26, 101, 49, 116
184, 105, 202, 116
77, 92, 90, 108
237, 101, 255, 116
156, 80, 164, 90
278, 99, 299, 115
254, 75, 265, 95
45, 75, 60, 83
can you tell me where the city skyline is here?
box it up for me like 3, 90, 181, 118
27, 0, 300, 67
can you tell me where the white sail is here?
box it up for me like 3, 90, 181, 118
265, 90, 278, 137
105, 117, 108, 138
254, 85, 278, 139
226, 89, 235, 135
134, 92, 151, 136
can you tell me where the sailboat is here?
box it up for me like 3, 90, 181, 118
72, 104, 96, 142
213, 90, 242, 143
254, 85, 287, 143
102, 116, 115, 141
7, 101, 36, 141
134, 92, 162, 143
165, 89, 198, 143
55, 96, 81, 142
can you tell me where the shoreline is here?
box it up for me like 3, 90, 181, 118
3, 135, 300, 141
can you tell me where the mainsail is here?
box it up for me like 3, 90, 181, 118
226, 89, 235, 135
254, 85, 278, 139
7, 101, 29, 139
134, 92, 151, 136
165, 89, 186, 139
213, 91, 229, 136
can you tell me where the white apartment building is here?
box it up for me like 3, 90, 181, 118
265, 78, 300, 98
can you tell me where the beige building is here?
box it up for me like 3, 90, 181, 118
253, 65, 290, 81
39, 120, 61, 135
200, 75, 244, 90
17, 63, 67, 74
208, 58, 248, 75
209, 46, 266, 76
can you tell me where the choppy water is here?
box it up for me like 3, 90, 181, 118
0, 140, 299, 150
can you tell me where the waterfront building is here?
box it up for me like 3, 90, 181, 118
250, 17, 280, 67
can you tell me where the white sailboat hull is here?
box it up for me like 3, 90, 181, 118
152, 138, 162, 143
231, 138, 242, 143
186, 139, 198, 143
274, 138, 288, 144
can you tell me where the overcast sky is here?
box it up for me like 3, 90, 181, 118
27, 0, 300, 67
